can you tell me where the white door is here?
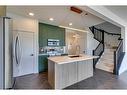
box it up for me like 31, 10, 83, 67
14, 31, 35, 77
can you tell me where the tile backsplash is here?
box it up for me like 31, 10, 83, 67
39, 46, 66, 54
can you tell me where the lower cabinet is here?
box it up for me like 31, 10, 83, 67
48, 60, 93, 89
55, 62, 77, 89
38, 55, 49, 72
78, 60, 93, 82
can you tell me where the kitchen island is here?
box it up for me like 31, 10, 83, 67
48, 54, 98, 89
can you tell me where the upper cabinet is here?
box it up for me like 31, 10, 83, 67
39, 23, 65, 47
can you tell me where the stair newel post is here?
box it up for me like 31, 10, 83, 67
93, 50, 95, 69
102, 30, 105, 52
113, 51, 117, 75
113, 40, 124, 75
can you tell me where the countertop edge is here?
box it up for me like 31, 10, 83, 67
48, 55, 98, 64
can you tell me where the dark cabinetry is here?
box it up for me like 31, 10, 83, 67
39, 23, 65, 47
38, 23, 66, 72
38, 54, 49, 72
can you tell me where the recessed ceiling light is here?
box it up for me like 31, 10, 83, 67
49, 18, 54, 21
29, 12, 34, 16
69, 23, 73, 26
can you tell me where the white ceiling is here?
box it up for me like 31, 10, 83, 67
105, 6, 127, 22
7, 6, 105, 30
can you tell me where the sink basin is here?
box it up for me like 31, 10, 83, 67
68, 55, 82, 58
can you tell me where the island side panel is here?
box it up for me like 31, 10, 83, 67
48, 60, 55, 88
48, 59, 93, 89
68, 62, 78, 86
55, 62, 77, 89
86, 60, 93, 78
78, 60, 93, 82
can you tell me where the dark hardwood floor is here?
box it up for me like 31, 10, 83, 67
13, 69, 127, 89
13, 72, 52, 89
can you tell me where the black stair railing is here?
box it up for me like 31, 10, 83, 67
89, 26, 104, 68
114, 39, 125, 75
90, 26, 124, 74
93, 42, 104, 68
89, 26, 104, 42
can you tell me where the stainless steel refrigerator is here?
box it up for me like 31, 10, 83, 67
0, 17, 14, 89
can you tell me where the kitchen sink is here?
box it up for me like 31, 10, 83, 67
68, 55, 82, 58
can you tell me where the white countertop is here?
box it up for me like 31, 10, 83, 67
48, 54, 99, 64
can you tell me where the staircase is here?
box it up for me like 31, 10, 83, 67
96, 43, 116, 73
89, 26, 125, 75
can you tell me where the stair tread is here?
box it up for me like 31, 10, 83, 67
98, 57, 114, 62
96, 64, 114, 69
96, 47, 114, 73
97, 61, 114, 65
96, 64, 113, 73
99, 58, 114, 62
103, 52, 114, 54
100, 55, 114, 58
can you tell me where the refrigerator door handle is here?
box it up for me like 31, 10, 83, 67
15, 36, 19, 65
18, 36, 22, 65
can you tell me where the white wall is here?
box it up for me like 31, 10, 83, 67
80, 6, 127, 27
0, 18, 4, 89
4, 18, 13, 88
119, 27, 127, 75
86, 27, 99, 55
119, 54, 127, 75
7, 13, 38, 32
65, 28, 99, 56
95, 22, 121, 34
121, 27, 125, 52
65, 29, 87, 54
7, 13, 39, 74
104, 33, 120, 47
0, 6, 6, 16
